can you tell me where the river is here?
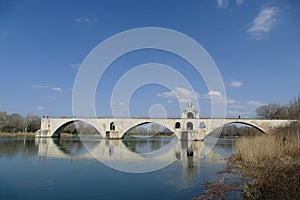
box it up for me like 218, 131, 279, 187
0, 137, 236, 200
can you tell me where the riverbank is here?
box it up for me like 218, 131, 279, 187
195, 122, 300, 200
231, 131, 300, 199
230, 121, 300, 199
0, 132, 36, 137
0, 132, 84, 138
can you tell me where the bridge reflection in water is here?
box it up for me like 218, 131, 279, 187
35, 137, 231, 173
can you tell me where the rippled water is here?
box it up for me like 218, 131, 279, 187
0, 137, 235, 200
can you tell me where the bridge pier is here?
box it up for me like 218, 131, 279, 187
106, 131, 122, 139
180, 130, 206, 141
36, 130, 53, 138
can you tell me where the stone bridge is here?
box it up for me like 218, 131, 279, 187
37, 103, 292, 140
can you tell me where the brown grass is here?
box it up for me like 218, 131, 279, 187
231, 131, 300, 199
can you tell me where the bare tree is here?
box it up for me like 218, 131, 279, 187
256, 103, 285, 119
221, 125, 238, 136
0, 111, 7, 132
148, 123, 162, 134
256, 96, 300, 120
24, 113, 41, 132
9, 113, 24, 132
287, 96, 300, 119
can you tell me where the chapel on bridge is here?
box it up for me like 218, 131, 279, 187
181, 102, 199, 119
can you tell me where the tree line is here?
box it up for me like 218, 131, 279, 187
126, 123, 173, 136
0, 111, 41, 133
220, 124, 262, 137
217, 95, 300, 137
61, 122, 173, 136
256, 95, 300, 119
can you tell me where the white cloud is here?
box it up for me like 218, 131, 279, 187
247, 6, 279, 39
112, 102, 126, 106
227, 110, 250, 117
75, 17, 97, 24
229, 81, 242, 88
70, 63, 80, 68
207, 90, 222, 96
247, 100, 264, 107
217, 0, 244, 8
201, 90, 222, 99
31, 85, 49, 89
51, 87, 63, 92
200, 90, 228, 105
201, 92, 237, 108
157, 91, 175, 98
167, 100, 173, 104
157, 87, 199, 103
226, 98, 236, 104
37, 106, 45, 110
32, 85, 63, 92
229, 104, 247, 109
217, 0, 229, 8
157, 87, 228, 106
236, 0, 244, 6
48, 95, 55, 99
226, 99, 265, 118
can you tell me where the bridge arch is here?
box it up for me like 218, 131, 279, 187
187, 122, 193, 130
187, 112, 194, 119
199, 121, 206, 129
175, 122, 181, 129
205, 121, 266, 139
52, 119, 103, 138
224, 121, 266, 133
120, 121, 175, 139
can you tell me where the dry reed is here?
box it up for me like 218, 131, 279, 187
231, 130, 300, 199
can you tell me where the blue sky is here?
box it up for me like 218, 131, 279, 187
0, 0, 299, 118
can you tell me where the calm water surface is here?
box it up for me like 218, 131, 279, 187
0, 137, 235, 200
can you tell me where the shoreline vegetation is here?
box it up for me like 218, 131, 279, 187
0, 132, 36, 137
231, 121, 300, 200
194, 122, 300, 200
195, 96, 300, 200
196, 122, 300, 200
